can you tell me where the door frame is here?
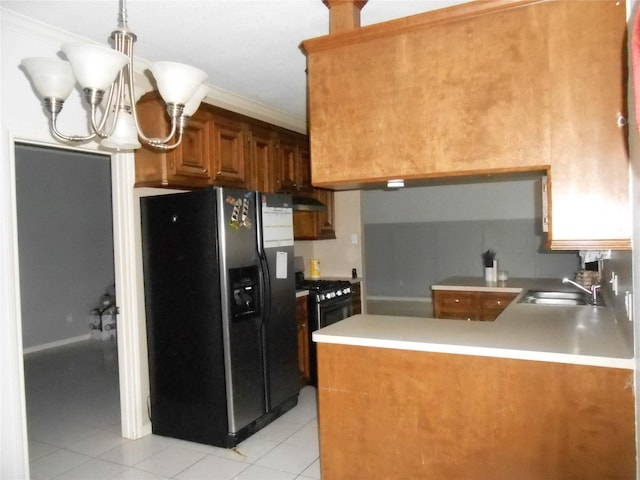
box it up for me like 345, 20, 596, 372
7, 129, 146, 475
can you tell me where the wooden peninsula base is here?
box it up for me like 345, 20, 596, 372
316, 343, 635, 480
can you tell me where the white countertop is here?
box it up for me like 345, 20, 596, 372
313, 277, 634, 369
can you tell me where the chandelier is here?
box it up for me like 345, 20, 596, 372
20, 0, 208, 151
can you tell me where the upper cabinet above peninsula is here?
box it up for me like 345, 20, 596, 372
301, 0, 630, 250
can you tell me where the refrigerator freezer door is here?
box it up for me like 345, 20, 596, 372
216, 188, 267, 434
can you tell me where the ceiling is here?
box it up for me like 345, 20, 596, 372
3, 0, 469, 129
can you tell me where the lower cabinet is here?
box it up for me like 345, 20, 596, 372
433, 290, 517, 321
295, 296, 310, 384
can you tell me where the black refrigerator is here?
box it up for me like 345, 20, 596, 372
140, 187, 300, 447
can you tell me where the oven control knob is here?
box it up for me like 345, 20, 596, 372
327, 292, 335, 299
336, 290, 342, 296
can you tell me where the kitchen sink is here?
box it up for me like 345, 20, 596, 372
518, 290, 604, 307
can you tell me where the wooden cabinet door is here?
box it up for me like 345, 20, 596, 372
167, 109, 212, 184
248, 126, 277, 192
276, 133, 313, 194
478, 292, 517, 321
296, 296, 310, 384
314, 189, 336, 240
276, 133, 298, 193
433, 290, 477, 321
209, 114, 247, 188
135, 91, 211, 187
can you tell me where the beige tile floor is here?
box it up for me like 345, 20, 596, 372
24, 340, 320, 480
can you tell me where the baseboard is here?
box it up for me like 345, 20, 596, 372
23, 334, 91, 355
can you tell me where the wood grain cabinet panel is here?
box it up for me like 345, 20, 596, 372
295, 296, 310, 384
135, 92, 212, 188
433, 290, 478, 321
248, 126, 277, 193
433, 289, 516, 321
316, 343, 635, 480
478, 292, 518, 321
209, 113, 247, 188
302, 0, 630, 250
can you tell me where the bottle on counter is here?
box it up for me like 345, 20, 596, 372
310, 259, 320, 278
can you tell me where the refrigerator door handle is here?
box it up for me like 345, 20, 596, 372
259, 250, 271, 326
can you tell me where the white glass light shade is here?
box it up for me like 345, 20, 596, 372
62, 42, 128, 91
183, 84, 209, 116
21, 58, 75, 100
150, 61, 207, 105
100, 110, 141, 150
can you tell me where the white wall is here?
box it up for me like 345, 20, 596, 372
294, 190, 364, 279
1, 11, 153, 477
16, 145, 115, 349
0, 10, 110, 478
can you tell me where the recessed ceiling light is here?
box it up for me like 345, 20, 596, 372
386, 179, 404, 188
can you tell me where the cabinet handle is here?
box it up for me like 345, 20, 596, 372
617, 112, 627, 128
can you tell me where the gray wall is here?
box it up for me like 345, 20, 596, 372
16, 144, 114, 348
362, 179, 580, 298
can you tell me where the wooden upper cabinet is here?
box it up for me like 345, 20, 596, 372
133, 92, 336, 240
313, 188, 336, 239
248, 125, 277, 193
544, 1, 629, 250
209, 113, 248, 189
276, 133, 314, 195
135, 91, 211, 188
301, 0, 630, 250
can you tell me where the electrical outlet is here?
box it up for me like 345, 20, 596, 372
350, 234, 358, 245
66, 314, 73, 323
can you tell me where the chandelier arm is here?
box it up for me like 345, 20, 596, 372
145, 128, 184, 150
124, 49, 180, 147
48, 111, 98, 143
95, 73, 125, 138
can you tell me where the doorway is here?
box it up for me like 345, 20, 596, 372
15, 144, 120, 464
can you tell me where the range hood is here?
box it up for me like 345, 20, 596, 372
291, 195, 326, 212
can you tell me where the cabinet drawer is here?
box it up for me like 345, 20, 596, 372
479, 293, 517, 311
436, 292, 476, 312
437, 310, 476, 321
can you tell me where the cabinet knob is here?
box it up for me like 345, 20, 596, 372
617, 112, 627, 128
454, 298, 460, 303
497, 301, 501, 305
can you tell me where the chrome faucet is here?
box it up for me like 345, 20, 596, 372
562, 277, 601, 305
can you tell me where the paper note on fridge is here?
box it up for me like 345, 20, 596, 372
262, 206, 294, 248
276, 251, 288, 279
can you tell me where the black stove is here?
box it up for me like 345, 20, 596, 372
296, 277, 354, 386
297, 279, 352, 303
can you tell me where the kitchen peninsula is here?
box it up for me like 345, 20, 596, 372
312, 278, 634, 479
